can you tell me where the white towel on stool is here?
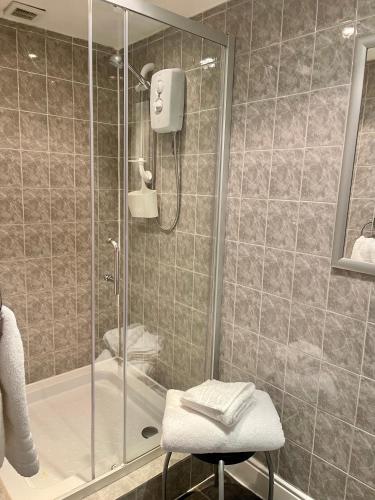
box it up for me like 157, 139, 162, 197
181, 379, 255, 427
162, 389, 285, 454
0, 306, 39, 477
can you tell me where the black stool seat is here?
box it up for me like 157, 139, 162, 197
192, 451, 255, 465
163, 450, 274, 500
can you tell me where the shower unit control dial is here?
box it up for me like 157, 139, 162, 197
150, 68, 185, 133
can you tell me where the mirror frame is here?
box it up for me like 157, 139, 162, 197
332, 33, 375, 276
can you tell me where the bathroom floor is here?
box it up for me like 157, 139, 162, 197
182, 479, 261, 499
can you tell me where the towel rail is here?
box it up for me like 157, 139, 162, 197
360, 218, 375, 238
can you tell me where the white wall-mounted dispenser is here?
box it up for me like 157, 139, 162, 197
150, 68, 185, 133
128, 158, 158, 218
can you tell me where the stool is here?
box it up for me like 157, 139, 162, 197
162, 450, 274, 500
161, 389, 284, 500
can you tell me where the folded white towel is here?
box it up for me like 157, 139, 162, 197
351, 235, 375, 263
0, 306, 39, 477
162, 389, 285, 454
181, 379, 255, 427
103, 324, 159, 357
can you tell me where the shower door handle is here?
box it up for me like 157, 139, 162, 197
107, 238, 119, 296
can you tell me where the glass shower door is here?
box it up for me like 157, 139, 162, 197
123, 9, 226, 463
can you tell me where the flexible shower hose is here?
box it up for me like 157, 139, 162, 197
156, 132, 181, 233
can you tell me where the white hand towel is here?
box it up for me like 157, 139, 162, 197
351, 236, 375, 263
0, 306, 39, 477
181, 379, 255, 427
351, 235, 366, 261
162, 389, 285, 454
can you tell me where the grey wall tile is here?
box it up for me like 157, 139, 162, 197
279, 440, 311, 493
328, 270, 371, 321
318, 362, 360, 423
282, 0, 317, 40
239, 198, 267, 245
289, 302, 325, 357
224, 240, 237, 283
0, 67, 18, 109
307, 86, 349, 146
274, 94, 309, 149
234, 285, 261, 332
230, 104, 247, 153
266, 200, 298, 251
232, 327, 258, 375
263, 247, 294, 298
312, 25, 354, 89
20, 112, 48, 151
23, 151, 50, 188
278, 35, 314, 96
47, 37, 72, 80
19, 72, 47, 113
369, 287, 375, 323
0, 108, 20, 149
227, 1, 252, 54
309, 456, 347, 500
363, 323, 375, 380
245, 99, 276, 150
350, 429, 375, 488
233, 52, 250, 106
317, 0, 356, 29
236, 243, 264, 289
346, 477, 375, 499
356, 377, 375, 434
225, 197, 240, 241
292, 253, 330, 308
296, 202, 335, 257
0, 26, 17, 69
0, 150, 21, 188
314, 410, 353, 470
260, 293, 290, 343
269, 149, 303, 200
285, 349, 320, 403
323, 312, 366, 373
248, 45, 280, 101
242, 150, 272, 198
18, 30, 46, 74
301, 146, 342, 202
282, 394, 315, 450
257, 336, 286, 388
252, 0, 283, 50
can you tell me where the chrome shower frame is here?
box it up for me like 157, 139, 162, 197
77, 0, 234, 497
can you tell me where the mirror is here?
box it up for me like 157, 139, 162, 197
332, 34, 375, 275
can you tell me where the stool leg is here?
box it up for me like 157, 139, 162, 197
265, 452, 274, 500
162, 451, 172, 500
214, 464, 219, 487
218, 460, 225, 500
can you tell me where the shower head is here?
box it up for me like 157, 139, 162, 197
109, 53, 123, 69
109, 53, 151, 91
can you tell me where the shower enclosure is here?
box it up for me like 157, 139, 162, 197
0, 0, 233, 498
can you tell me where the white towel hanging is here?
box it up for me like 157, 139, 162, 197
0, 305, 39, 477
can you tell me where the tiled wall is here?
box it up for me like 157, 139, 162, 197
0, 18, 119, 382
127, 25, 222, 389
345, 59, 375, 255
216, 0, 375, 497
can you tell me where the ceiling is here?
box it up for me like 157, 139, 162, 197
0, 0, 225, 48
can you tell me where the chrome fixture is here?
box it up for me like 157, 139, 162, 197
106, 238, 119, 296
109, 53, 151, 91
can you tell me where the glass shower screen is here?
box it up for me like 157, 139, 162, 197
89, 0, 231, 480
